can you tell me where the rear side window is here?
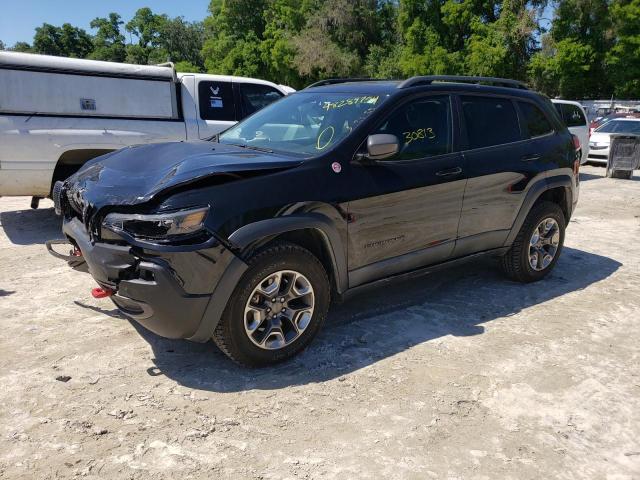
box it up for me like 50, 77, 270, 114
518, 101, 554, 137
198, 81, 236, 121
560, 103, 586, 127
461, 96, 520, 149
373, 96, 452, 160
239, 83, 284, 118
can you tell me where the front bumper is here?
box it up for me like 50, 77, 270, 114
587, 146, 609, 164
52, 217, 247, 342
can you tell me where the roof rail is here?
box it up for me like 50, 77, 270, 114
398, 75, 528, 90
305, 78, 383, 89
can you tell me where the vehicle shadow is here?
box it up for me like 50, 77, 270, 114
579, 172, 603, 182
73, 301, 127, 319
580, 171, 640, 182
133, 247, 621, 392
0, 207, 62, 245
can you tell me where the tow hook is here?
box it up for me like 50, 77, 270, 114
45, 239, 88, 272
91, 287, 115, 299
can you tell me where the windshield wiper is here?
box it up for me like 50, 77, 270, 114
225, 142, 274, 153
242, 144, 274, 153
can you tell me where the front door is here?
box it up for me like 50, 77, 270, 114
346, 95, 466, 287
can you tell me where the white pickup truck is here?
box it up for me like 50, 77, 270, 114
0, 51, 291, 205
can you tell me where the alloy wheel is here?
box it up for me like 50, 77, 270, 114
529, 218, 560, 271
243, 270, 315, 350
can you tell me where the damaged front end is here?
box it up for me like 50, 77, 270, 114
45, 141, 306, 341
46, 175, 248, 342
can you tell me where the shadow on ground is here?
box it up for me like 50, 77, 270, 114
131, 247, 621, 392
580, 169, 639, 182
0, 207, 62, 245
579, 172, 603, 182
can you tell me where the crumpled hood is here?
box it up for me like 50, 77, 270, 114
66, 141, 303, 211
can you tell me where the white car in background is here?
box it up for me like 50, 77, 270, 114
587, 118, 640, 165
552, 99, 589, 164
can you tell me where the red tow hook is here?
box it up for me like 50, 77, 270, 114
91, 287, 115, 299
71, 246, 82, 257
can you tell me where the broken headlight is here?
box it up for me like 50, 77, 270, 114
101, 207, 209, 241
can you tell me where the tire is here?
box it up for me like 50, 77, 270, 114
213, 242, 330, 367
501, 201, 566, 283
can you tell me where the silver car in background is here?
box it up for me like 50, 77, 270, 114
588, 118, 640, 165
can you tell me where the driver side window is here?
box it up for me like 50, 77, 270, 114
373, 96, 452, 160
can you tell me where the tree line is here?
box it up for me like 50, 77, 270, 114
1, 0, 639, 99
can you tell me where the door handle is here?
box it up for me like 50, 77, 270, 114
436, 166, 463, 177
521, 153, 541, 162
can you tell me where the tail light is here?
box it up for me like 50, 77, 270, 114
571, 134, 580, 176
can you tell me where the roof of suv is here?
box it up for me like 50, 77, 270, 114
302, 76, 541, 101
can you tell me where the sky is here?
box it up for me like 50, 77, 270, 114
0, 0, 211, 46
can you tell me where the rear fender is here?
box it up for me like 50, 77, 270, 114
504, 175, 573, 246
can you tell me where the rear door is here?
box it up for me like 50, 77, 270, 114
454, 95, 557, 257
346, 94, 466, 286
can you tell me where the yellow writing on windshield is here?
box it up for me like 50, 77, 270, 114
316, 126, 335, 150
323, 96, 380, 112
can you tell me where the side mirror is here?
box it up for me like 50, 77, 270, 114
366, 134, 399, 161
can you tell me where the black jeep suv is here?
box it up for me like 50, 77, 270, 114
49, 76, 580, 366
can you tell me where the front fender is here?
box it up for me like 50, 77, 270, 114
227, 212, 349, 294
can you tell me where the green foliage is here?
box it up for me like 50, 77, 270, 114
174, 60, 202, 73
10, 42, 33, 53
156, 17, 205, 67
126, 7, 167, 48
31, 23, 93, 58
4, 0, 640, 98
529, 38, 597, 98
89, 13, 126, 62
531, 0, 614, 98
607, 0, 640, 97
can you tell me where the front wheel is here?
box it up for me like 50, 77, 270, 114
213, 242, 330, 367
501, 201, 566, 283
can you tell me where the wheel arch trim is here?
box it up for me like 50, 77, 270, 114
504, 175, 573, 246
227, 213, 349, 294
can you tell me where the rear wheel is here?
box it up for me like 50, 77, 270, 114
501, 201, 565, 283
213, 242, 330, 367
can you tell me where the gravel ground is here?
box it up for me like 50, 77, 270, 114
0, 165, 639, 480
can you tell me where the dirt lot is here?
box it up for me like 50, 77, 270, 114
0, 165, 639, 479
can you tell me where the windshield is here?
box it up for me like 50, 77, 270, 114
597, 120, 640, 134
219, 92, 389, 155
